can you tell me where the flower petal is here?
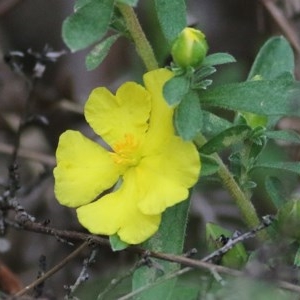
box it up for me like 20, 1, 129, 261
76, 169, 161, 244
142, 69, 174, 152
137, 136, 200, 215
84, 82, 151, 147
54, 130, 121, 207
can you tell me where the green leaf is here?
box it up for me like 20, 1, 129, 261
169, 282, 199, 300
74, 0, 93, 11
252, 161, 300, 175
194, 66, 216, 80
201, 111, 232, 137
294, 246, 300, 267
132, 199, 191, 299
265, 176, 286, 209
62, 0, 114, 52
85, 34, 120, 70
265, 130, 300, 144
248, 36, 294, 80
163, 75, 190, 105
200, 125, 251, 155
199, 73, 299, 117
206, 222, 248, 269
277, 199, 300, 241
202, 52, 236, 67
174, 91, 203, 140
154, 0, 186, 44
109, 234, 129, 251
116, 0, 139, 6
200, 154, 220, 177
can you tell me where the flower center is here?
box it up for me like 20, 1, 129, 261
111, 134, 140, 168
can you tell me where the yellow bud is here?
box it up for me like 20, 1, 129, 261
171, 27, 208, 68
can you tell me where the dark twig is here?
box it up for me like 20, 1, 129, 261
97, 259, 146, 300
261, 0, 300, 55
202, 215, 274, 263
0, 142, 56, 166
65, 246, 98, 299
14, 241, 89, 297
7, 216, 300, 294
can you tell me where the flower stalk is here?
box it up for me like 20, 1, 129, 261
117, 3, 158, 71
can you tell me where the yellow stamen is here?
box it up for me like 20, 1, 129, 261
111, 134, 140, 167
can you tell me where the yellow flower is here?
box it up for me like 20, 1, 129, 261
54, 69, 200, 244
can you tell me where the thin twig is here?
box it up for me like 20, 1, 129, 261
0, 142, 55, 166
97, 260, 145, 300
7, 218, 300, 295
261, 0, 300, 55
14, 241, 89, 297
117, 266, 192, 300
65, 247, 98, 299
201, 215, 273, 263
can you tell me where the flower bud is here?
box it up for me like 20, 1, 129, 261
171, 27, 208, 68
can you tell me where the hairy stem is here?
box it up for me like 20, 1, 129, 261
195, 133, 267, 240
117, 3, 158, 71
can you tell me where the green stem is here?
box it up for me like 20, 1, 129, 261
117, 3, 159, 71
195, 133, 267, 240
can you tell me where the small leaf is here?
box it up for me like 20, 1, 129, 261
294, 246, 300, 267
201, 111, 232, 137
74, 0, 92, 11
154, 0, 186, 44
62, 0, 114, 52
200, 154, 220, 177
265, 130, 300, 144
247, 36, 294, 80
200, 125, 251, 155
277, 199, 300, 241
174, 91, 203, 140
265, 176, 286, 209
109, 234, 129, 251
85, 34, 120, 70
206, 223, 248, 269
252, 162, 300, 175
202, 52, 236, 67
163, 75, 190, 105
194, 66, 216, 81
116, 0, 139, 6
169, 283, 199, 300
192, 79, 212, 90
199, 73, 299, 117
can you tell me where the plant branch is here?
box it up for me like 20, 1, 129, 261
194, 133, 267, 240
7, 218, 300, 294
116, 3, 158, 71
14, 241, 89, 297
0, 142, 55, 166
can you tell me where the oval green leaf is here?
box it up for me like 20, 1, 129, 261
202, 52, 236, 67
163, 75, 190, 106
62, 0, 114, 52
200, 125, 251, 155
154, 0, 186, 44
247, 36, 294, 80
174, 91, 203, 140
86, 34, 120, 70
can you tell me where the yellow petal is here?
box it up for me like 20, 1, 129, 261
137, 136, 200, 215
54, 130, 121, 207
76, 169, 161, 244
84, 82, 151, 147
142, 69, 174, 153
